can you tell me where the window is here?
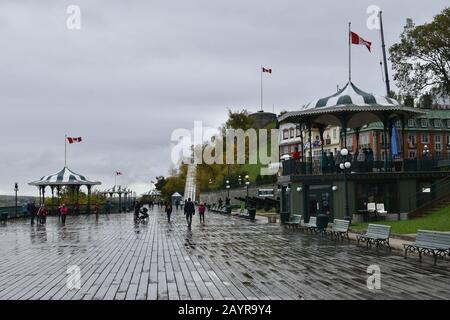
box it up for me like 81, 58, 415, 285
360, 132, 369, 146
435, 135, 442, 151
333, 128, 337, 139
447, 120, 450, 128
289, 128, 294, 138
421, 119, 428, 127
436, 151, 442, 159
408, 134, 416, 147
434, 119, 440, 128
408, 119, 415, 127
409, 151, 417, 159
283, 130, 289, 140
346, 136, 353, 148
421, 134, 429, 144
295, 127, 301, 137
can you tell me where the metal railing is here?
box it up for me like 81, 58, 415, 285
282, 158, 448, 176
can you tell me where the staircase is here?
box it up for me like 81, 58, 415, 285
408, 177, 450, 219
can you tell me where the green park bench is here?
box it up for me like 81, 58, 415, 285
326, 219, 350, 240
285, 214, 302, 229
403, 230, 450, 265
356, 224, 391, 249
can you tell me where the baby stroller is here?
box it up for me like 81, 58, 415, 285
136, 207, 149, 223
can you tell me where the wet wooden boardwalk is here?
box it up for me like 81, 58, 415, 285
0, 208, 448, 300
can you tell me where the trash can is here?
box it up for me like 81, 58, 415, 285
226, 205, 232, 214
316, 213, 329, 232
248, 207, 256, 220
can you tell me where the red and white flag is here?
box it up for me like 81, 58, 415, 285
67, 137, 82, 144
262, 67, 272, 73
351, 31, 372, 52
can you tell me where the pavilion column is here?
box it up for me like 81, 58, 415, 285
41, 186, 46, 206
388, 121, 394, 170
308, 122, 312, 174
87, 185, 91, 214
38, 187, 42, 205
382, 114, 389, 172
299, 123, 304, 165
355, 127, 361, 160
319, 126, 325, 173
401, 116, 407, 160
51, 186, 55, 214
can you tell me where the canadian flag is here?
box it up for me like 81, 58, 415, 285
67, 137, 82, 144
351, 31, 372, 52
262, 67, 272, 73
116, 171, 123, 175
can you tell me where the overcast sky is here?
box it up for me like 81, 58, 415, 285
0, 0, 448, 196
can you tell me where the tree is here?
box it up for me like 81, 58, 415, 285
390, 8, 450, 97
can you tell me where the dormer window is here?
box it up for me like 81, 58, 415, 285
421, 119, 428, 127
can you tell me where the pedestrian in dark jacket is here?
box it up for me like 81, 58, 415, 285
184, 198, 195, 228
165, 202, 173, 222
28, 201, 37, 225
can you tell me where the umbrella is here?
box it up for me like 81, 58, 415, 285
391, 126, 399, 156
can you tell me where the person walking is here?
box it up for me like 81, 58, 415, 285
165, 201, 173, 222
104, 201, 112, 215
94, 203, 101, 220
60, 204, 68, 224
184, 198, 195, 228
38, 204, 48, 224
134, 201, 142, 221
28, 201, 37, 225
198, 202, 206, 225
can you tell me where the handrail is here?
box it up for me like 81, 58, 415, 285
408, 176, 450, 213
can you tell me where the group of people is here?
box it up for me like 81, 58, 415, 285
162, 198, 205, 228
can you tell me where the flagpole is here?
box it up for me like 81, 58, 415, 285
348, 22, 352, 83
379, 11, 391, 97
260, 66, 263, 111
64, 134, 67, 167
115, 173, 117, 187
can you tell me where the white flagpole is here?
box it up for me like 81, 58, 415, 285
349, 22, 352, 83
260, 66, 263, 111
65, 134, 67, 167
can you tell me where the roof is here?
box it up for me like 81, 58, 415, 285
279, 81, 425, 128
303, 81, 400, 110
29, 166, 101, 186
171, 192, 182, 197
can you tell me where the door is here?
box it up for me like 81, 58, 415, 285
307, 185, 332, 220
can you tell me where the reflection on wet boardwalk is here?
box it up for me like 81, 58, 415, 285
0, 208, 448, 300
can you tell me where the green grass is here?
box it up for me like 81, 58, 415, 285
350, 205, 450, 234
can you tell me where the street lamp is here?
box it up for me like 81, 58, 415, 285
245, 175, 250, 208
225, 180, 230, 198
238, 175, 242, 185
423, 144, 430, 159
339, 148, 351, 221
14, 182, 19, 217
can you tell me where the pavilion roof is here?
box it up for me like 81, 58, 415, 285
279, 81, 425, 128
29, 166, 101, 187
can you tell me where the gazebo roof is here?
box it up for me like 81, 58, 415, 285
279, 81, 425, 128
29, 166, 101, 187
171, 192, 182, 197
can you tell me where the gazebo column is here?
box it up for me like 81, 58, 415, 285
319, 125, 325, 173
308, 122, 312, 174
38, 187, 42, 205
87, 185, 91, 214
41, 186, 46, 206
355, 127, 361, 160
51, 186, 55, 214
388, 121, 394, 170
299, 123, 304, 171
382, 114, 389, 172
401, 115, 407, 160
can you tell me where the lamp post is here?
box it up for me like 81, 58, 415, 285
14, 182, 19, 217
423, 144, 430, 159
225, 180, 230, 198
245, 175, 250, 208
238, 175, 242, 185
339, 148, 351, 221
